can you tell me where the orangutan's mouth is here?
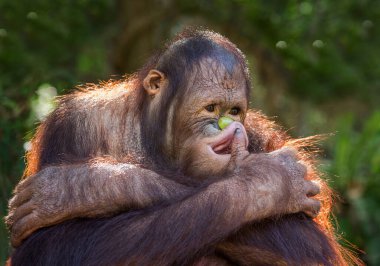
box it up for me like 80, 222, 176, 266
212, 134, 234, 154
208, 122, 248, 155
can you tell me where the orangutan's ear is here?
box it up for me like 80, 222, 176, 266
143, 70, 168, 96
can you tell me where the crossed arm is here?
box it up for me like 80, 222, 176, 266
6, 161, 193, 247
6, 131, 320, 255
11, 169, 266, 265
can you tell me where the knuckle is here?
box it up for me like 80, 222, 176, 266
12, 225, 21, 239
298, 160, 307, 170
5, 212, 13, 223
314, 200, 321, 212
301, 180, 310, 194
16, 177, 32, 191
296, 162, 307, 176
8, 197, 16, 208
271, 147, 298, 164
307, 199, 321, 217
312, 181, 321, 195
306, 180, 321, 196
4, 219, 12, 229
280, 147, 297, 159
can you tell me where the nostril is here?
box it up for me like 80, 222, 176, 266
211, 121, 220, 130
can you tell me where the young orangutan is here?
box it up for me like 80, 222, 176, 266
6, 29, 360, 265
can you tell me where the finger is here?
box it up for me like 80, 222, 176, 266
8, 189, 33, 209
13, 175, 36, 194
229, 128, 249, 163
306, 180, 321, 197
294, 161, 307, 179
302, 198, 321, 218
6, 201, 34, 229
272, 147, 298, 163
11, 211, 40, 247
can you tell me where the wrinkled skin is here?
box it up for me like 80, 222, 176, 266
6, 130, 319, 265
175, 58, 249, 178
7, 32, 344, 266
6, 58, 320, 248
7, 133, 320, 247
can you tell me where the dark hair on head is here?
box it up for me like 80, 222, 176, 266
138, 28, 251, 97
137, 28, 251, 168
22, 28, 251, 175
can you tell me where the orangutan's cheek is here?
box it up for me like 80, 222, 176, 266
182, 143, 230, 179
203, 124, 220, 137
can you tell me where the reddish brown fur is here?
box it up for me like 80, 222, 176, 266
17, 107, 360, 265
232, 111, 361, 265
9, 29, 362, 266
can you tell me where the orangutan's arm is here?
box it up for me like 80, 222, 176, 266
6, 161, 191, 247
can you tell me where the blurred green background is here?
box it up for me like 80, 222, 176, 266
1, 0, 379, 264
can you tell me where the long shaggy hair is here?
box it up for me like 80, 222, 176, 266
17, 29, 361, 265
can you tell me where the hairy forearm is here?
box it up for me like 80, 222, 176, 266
6, 161, 192, 247
91, 174, 285, 265
119, 180, 245, 263
38, 160, 280, 229
49, 161, 192, 216
14, 177, 256, 265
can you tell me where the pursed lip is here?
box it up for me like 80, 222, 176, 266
207, 122, 248, 155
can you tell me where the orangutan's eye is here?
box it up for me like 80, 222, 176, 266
205, 104, 215, 112
230, 107, 240, 115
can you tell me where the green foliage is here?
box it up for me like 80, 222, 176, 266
0, 0, 379, 264
180, 0, 380, 103
0, 0, 115, 261
325, 112, 380, 264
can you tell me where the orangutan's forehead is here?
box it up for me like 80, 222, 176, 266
191, 57, 245, 91
180, 57, 248, 110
